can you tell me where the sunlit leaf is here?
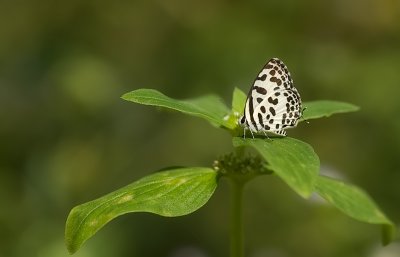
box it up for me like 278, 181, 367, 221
232, 87, 247, 114
315, 175, 396, 245
65, 167, 218, 254
122, 89, 233, 129
232, 137, 319, 198
222, 88, 248, 130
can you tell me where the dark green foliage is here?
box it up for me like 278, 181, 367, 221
65, 88, 395, 254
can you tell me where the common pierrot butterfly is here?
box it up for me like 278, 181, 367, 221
238, 58, 302, 137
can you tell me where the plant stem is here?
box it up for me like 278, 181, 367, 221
230, 178, 245, 257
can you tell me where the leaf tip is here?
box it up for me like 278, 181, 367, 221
120, 92, 132, 101
65, 206, 85, 254
65, 241, 78, 255
348, 103, 360, 112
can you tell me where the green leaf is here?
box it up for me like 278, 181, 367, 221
232, 87, 247, 114
315, 175, 396, 245
232, 137, 319, 198
222, 88, 248, 131
302, 100, 359, 121
65, 167, 218, 254
122, 89, 233, 129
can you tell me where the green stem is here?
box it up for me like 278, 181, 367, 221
230, 178, 245, 257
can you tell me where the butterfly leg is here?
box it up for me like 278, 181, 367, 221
301, 106, 307, 117
301, 107, 310, 124
262, 130, 271, 140
249, 129, 255, 139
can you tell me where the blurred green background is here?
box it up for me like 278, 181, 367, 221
1, 1, 399, 257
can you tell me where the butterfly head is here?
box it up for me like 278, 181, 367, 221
238, 115, 246, 127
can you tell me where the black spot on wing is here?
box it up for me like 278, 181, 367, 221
269, 107, 276, 116
276, 129, 287, 136
286, 103, 290, 112
249, 96, 257, 128
254, 86, 267, 95
257, 74, 267, 81
257, 113, 264, 127
268, 97, 278, 105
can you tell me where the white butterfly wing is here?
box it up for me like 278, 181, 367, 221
241, 58, 302, 136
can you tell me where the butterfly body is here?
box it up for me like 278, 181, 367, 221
239, 58, 302, 137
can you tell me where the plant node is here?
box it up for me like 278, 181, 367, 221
213, 152, 272, 182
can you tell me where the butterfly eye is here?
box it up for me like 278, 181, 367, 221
239, 116, 246, 124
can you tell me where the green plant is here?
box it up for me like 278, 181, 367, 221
65, 87, 395, 256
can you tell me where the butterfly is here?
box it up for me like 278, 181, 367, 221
238, 58, 302, 137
